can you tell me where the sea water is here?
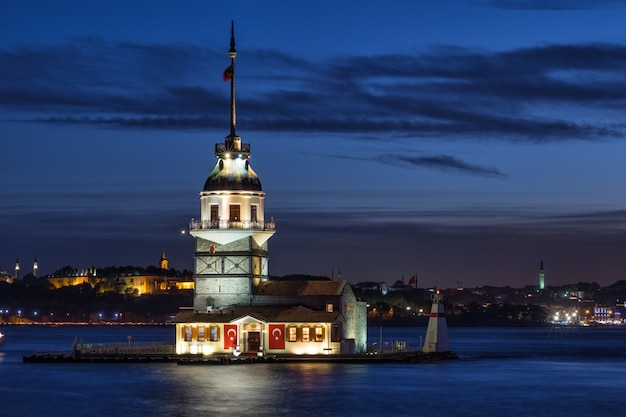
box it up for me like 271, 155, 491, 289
1, 324, 625, 416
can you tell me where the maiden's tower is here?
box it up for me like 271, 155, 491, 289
173, 23, 367, 357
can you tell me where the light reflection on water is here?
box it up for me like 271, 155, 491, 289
2, 325, 626, 416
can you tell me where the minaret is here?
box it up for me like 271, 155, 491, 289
189, 21, 276, 311
160, 250, 169, 270
539, 259, 545, 290
14, 258, 20, 280
422, 291, 451, 353
33, 256, 39, 277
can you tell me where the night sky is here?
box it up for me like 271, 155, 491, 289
3, 0, 626, 288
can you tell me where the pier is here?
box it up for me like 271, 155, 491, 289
23, 346, 457, 364
23, 338, 190, 363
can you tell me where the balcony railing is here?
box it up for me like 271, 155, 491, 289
216, 143, 251, 154
189, 218, 275, 231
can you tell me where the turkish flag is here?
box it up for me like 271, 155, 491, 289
408, 275, 416, 286
224, 324, 238, 349
223, 65, 233, 82
268, 324, 285, 350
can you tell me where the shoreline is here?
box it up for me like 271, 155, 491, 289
23, 350, 458, 364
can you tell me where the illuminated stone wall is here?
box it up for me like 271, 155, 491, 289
193, 235, 269, 310
342, 285, 368, 353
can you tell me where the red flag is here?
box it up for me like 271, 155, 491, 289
268, 324, 285, 350
408, 275, 416, 286
223, 65, 233, 82
224, 324, 238, 349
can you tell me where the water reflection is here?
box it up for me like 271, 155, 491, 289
152, 363, 354, 416
4, 326, 626, 416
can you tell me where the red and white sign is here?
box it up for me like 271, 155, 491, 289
224, 324, 238, 349
268, 324, 285, 350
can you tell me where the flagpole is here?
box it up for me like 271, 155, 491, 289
228, 20, 237, 139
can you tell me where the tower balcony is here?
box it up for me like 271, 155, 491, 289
189, 218, 275, 232
216, 143, 250, 153
215, 143, 251, 159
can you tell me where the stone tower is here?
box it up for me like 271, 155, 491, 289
160, 250, 169, 270
539, 259, 545, 290
189, 22, 275, 311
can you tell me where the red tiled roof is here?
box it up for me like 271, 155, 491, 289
172, 304, 342, 324
254, 280, 346, 296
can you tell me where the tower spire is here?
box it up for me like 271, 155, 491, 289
160, 249, 169, 270
15, 257, 20, 280
228, 20, 238, 141
539, 258, 545, 290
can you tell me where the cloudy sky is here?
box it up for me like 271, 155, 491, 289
3, 0, 626, 288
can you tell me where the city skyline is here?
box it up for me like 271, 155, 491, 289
3, 1, 626, 288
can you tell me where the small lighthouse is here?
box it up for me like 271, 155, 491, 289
422, 290, 451, 353
33, 257, 39, 277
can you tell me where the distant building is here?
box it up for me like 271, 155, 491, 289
172, 24, 367, 356
539, 259, 545, 290
354, 281, 390, 295
47, 267, 96, 289
47, 253, 193, 295
0, 267, 12, 283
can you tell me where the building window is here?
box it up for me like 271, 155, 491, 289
302, 327, 310, 342
210, 205, 219, 227
184, 326, 192, 342
315, 327, 324, 342
229, 205, 240, 222
197, 326, 205, 342
288, 326, 297, 342
251, 205, 258, 222
326, 303, 333, 313
210, 326, 219, 342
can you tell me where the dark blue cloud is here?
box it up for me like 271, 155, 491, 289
378, 154, 506, 177
3, 39, 626, 143
316, 151, 506, 177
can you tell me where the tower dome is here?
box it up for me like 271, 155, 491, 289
203, 151, 262, 191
